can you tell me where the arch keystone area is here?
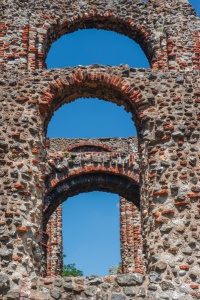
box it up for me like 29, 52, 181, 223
66, 141, 113, 152
1, 0, 200, 71
37, 66, 150, 132
44, 150, 140, 218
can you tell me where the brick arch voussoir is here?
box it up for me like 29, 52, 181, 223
67, 142, 113, 152
43, 171, 140, 227
31, 9, 157, 70
38, 68, 151, 132
2, 1, 199, 70
45, 164, 140, 198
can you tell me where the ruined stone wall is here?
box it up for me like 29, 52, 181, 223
0, 0, 200, 299
45, 140, 140, 217
1, 0, 200, 71
48, 137, 138, 153
45, 138, 141, 277
1, 65, 200, 299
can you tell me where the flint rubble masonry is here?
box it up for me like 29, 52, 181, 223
0, 0, 200, 299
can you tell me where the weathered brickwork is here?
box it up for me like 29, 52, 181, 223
120, 197, 144, 275
1, 65, 200, 299
48, 137, 138, 153
45, 138, 141, 277
47, 206, 63, 277
44, 142, 140, 221
1, 0, 200, 71
0, 0, 200, 299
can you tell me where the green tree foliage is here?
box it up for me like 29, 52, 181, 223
62, 255, 83, 277
62, 263, 83, 277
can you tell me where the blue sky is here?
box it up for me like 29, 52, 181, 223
46, 0, 200, 277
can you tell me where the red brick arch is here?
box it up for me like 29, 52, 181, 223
1, 1, 199, 71
43, 170, 140, 227
45, 160, 139, 193
39, 67, 151, 133
43, 149, 141, 277
44, 150, 140, 224
29, 11, 157, 70
67, 142, 113, 152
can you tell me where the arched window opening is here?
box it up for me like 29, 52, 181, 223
43, 27, 147, 278
61, 192, 120, 277
44, 92, 142, 277
47, 98, 136, 138
44, 153, 141, 277
46, 29, 150, 69
45, 184, 143, 277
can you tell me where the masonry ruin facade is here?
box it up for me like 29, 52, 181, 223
45, 137, 144, 277
0, 0, 200, 299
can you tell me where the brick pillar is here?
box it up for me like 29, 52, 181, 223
47, 206, 63, 276
120, 197, 145, 275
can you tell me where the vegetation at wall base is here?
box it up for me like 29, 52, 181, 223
62, 255, 83, 277
62, 263, 83, 277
